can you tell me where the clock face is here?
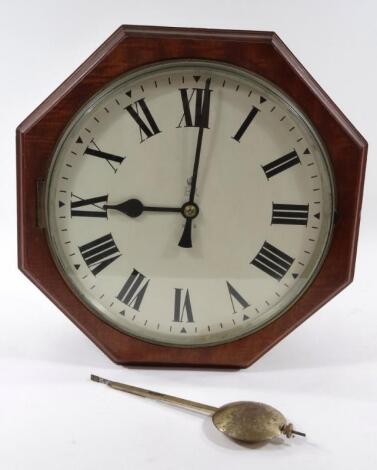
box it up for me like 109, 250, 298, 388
46, 60, 334, 347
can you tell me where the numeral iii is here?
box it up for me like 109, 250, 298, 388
271, 203, 309, 226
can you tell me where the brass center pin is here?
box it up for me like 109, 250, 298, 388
183, 204, 198, 218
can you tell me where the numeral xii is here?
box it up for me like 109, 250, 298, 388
177, 84, 212, 129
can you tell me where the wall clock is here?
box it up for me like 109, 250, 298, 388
17, 26, 367, 367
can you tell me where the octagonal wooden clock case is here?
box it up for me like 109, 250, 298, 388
17, 26, 367, 368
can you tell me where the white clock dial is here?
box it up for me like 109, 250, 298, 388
46, 60, 334, 346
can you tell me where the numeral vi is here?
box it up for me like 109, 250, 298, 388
173, 288, 194, 323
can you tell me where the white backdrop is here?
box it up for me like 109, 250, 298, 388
1, 1, 376, 469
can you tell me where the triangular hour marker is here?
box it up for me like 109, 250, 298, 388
193, 75, 200, 82
76, 136, 83, 144
74, 264, 80, 270
58, 201, 65, 208
292, 273, 299, 279
180, 327, 187, 333
126, 90, 132, 98
119, 310, 125, 316
242, 314, 250, 321
314, 213, 320, 219
260, 96, 267, 104
303, 148, 311, 154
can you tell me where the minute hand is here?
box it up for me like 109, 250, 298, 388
178, 78, 211, 248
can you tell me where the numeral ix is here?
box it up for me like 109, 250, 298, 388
70, 194, 108, 218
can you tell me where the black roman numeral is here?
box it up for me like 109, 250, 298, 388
70, 194, 108, 218
262, 150, 301, 179
251, 241, 294, 281
84, 139, 125, 173
271, 203, 309, 225
117, 269, 149, 311
173, 288, 194, 323
177, 86, 212, 128
79, 233, 120, 276
232, 106, 260, 142
226, 282, 250, 314
126, 98, 161, 143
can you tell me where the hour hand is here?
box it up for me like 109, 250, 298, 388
104, 199, 182, 218
178, 218, 193, 248
178, 203, 200, 248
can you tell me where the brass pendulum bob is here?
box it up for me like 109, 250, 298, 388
91, 375, 305, 444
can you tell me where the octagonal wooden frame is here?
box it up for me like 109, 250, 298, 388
17, 26, 367, 367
